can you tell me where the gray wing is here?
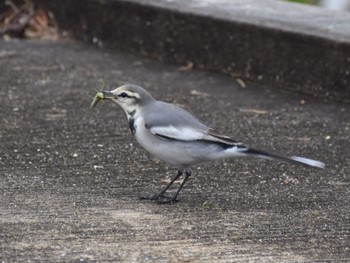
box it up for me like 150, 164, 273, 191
143, 101, 208, 140
144, 101, 243, 146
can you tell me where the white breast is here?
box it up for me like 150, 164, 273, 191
132, 116, 188, 167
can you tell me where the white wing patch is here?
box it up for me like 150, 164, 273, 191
149, 125, 205, 141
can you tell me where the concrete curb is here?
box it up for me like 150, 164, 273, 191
34, 0, 350, 103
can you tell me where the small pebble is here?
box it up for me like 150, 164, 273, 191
93, 165, 104, 170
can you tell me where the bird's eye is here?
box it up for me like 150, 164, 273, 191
119, 92, 128, 98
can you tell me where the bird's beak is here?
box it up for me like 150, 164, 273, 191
90, 90, 115, 108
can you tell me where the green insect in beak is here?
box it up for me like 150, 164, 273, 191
90, 91, 105, 108
90, 90, 116, 108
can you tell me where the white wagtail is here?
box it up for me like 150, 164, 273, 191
91, 84, 325, 204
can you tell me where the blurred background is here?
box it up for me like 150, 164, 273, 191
287, 0, 350, 11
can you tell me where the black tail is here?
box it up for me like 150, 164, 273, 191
245, 148, 325, 169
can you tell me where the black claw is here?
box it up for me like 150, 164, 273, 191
139, 193, 173, 201
140, 193, 180, 204
156, 198, 179, 204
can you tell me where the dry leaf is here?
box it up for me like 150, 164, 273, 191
190, 90, 210, 97
0, 0, 58, 39
236, 78, 246, 88
286, 137, 311, 141
177, 61, 194, 71
239, 108, 267, 114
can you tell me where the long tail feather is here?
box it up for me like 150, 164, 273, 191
244, 148, 325, 169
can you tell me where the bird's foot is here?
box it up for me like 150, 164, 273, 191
156, 197, 179, 204
140, 193, 179, 204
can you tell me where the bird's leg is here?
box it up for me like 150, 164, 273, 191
140, 170, 183, 201
157, 170, 192, 204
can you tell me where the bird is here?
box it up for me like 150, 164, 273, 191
91, 84, 325, 204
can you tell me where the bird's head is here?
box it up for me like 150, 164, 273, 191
91, 84, 155, 116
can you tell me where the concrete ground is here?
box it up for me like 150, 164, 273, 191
0, 39, 349, 262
